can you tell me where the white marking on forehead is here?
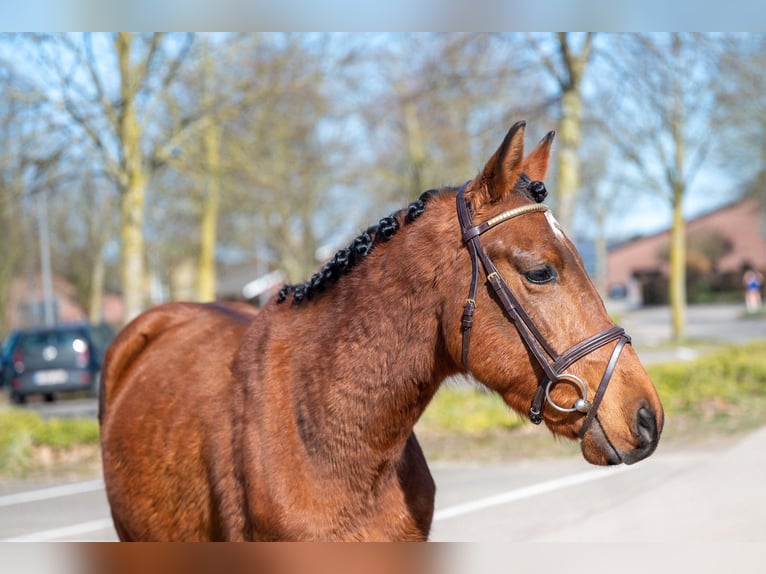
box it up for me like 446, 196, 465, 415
544, 211, 567, 242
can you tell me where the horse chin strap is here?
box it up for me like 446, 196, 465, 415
456, 183, 631, 439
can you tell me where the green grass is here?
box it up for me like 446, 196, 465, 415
648, 341, 766, 414
418, 381, 525, 434
2, 340, 766, 473
0, 408, 100, 475
417, 341, 766, 460
421, 341, 766, 433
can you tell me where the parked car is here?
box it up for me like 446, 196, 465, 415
1, 322, 113, 404
0, 336, 12, 390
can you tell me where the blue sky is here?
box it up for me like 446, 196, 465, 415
2, 29, 759, 249
2, 1, 764, 32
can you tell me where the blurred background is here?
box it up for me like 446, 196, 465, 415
0, 33, 764, 333
0, 32, 765, 549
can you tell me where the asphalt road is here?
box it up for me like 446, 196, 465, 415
612, 301, 766, 364
0, 303, 764, 545
1, 423, 765, 543
430, 425, 766, 542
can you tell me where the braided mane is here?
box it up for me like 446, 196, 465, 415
276, 174, 546, 305
277, 189, 442, 305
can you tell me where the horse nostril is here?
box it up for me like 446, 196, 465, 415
636, 406, 658, 445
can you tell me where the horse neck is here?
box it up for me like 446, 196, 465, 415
271, 196, 459, 458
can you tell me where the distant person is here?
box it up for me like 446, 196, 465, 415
743, 268, 763, 312
627, 273, 642, 309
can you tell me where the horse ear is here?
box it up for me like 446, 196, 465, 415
471, 120, 526, 205
522, 131, 555, 181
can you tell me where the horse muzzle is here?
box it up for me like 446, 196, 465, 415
581, 403, 663, 466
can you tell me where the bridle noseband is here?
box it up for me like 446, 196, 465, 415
456, 183, 631, 438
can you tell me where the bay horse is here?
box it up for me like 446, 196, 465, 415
99, 121, 663, 541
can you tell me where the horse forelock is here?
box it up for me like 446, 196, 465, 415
277, 188, 448, 305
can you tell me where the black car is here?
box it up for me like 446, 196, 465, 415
0, 338, 11, 390
1, 323, 112, 404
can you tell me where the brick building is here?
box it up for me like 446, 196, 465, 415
607, 196, 766, 304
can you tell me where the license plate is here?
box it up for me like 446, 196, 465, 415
33, 369, 68, 385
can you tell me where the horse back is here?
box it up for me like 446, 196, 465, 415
99, 301, 256, 422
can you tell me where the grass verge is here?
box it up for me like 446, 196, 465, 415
0, 408, 100, 477
417, 341, 766, 462
2, 340, 766, 475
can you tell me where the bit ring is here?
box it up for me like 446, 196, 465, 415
545, 373, 592, 414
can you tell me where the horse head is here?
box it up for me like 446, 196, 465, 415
444, 121, 663, 466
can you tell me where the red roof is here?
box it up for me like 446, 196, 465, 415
607, 196, 766, 287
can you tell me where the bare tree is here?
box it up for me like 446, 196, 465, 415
528, 33, 595, 232
164, 35, 230, 302
110, 34, 351, 297
189, 34, 341, 285
0, 60, 71, 331
715, 34, 766, 202
354, 33, 541, 212
46, 174, 117, 322
602, 33, 721, 341
575, 129, 627, 296
17, 33, 199, 323
0, 69, 32, 331
239, 42, 333, 283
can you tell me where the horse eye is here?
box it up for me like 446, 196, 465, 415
524, 266, 557, 285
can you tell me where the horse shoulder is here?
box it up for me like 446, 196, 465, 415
228, 308, 436, 541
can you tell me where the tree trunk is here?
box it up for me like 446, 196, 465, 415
594, 205, 608, 296
89, 253, 105, 323
557, 88, 582, 231
669, 181, 686, 342
197, 121, 220, 302
120, 178, 146, 322
553, 33, 591, 233
0, 191, 19, 332
668, 33, 687, 343
403, 99, 425, 200
117, 33, 147, 323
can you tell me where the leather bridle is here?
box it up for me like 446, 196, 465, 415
456, 182, 631, 438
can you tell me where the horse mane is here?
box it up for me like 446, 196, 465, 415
277, 188, 444, 304
276, 175, 547, 305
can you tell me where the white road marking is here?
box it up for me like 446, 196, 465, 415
433, 465, 635, 521
0, 479, 105, 508
1, 466, 634, 539
2, 518, 114, 542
